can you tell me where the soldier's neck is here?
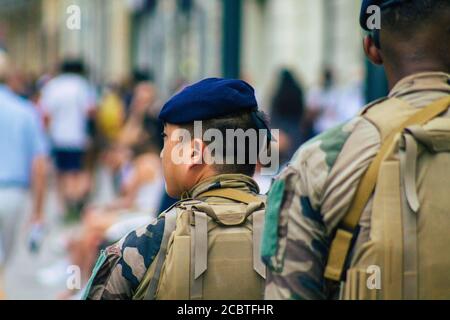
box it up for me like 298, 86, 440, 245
384, 60, 449, 91
185, 168, 218, 192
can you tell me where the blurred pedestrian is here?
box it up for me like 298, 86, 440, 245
96, 84, 126, 145
122, 69, 154, 116
306, 67, 342, 136
0, 53, 48, 269
119, 78, 162, 151
40, 59, 97, 221
270, 69, 305, 164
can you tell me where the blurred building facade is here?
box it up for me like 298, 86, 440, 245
0, 0, 371, 102
0, 0, 130, 84
128, 0, 223, 97
242, 0, 364, 108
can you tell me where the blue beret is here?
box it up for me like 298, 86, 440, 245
159, 78, 258, 124
360, 0, 409, 31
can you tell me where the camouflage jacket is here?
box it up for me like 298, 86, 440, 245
262, 72, 450, 300
83, 174, 260, 300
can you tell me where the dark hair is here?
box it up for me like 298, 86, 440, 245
271, 69, 305, 121
133, 116, 164, 156
382, 0, 449, 32
176, 110, 270, 177
380, 0, 450, 62
132, 68, 154, 83
60, 59, 86, 75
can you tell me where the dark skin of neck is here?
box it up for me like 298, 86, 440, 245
383, 58, 449, 91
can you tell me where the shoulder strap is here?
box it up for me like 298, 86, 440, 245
141, 208, 178, 300
198, 188, 263, 205
190, 211, 208, 300
252, 209, 266, 279
324, 96, 450, 282
399, 131, 419, 299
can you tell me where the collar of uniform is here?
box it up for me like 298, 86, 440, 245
181, 174, 260, 200
389, 72, 450, 99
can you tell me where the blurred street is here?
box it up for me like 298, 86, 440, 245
4, 169, 115, 299
4, 180, 69, 299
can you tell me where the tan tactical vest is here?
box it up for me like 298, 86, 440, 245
132, 188, 266, 300
324, 96, 450, 299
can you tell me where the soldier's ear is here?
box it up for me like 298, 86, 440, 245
190, 138, 205, 165
363, 35, 383, 65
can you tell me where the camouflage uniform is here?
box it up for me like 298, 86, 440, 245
84, 173, 260, 300
262, 72, 450, 300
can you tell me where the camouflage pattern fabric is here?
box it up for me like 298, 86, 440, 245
262, 72, 450, 300
83, 173, 260, 300
83, 218, 165, 300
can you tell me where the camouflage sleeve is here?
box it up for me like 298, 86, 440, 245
262, 166, 331, 300
83, 217, 165, 300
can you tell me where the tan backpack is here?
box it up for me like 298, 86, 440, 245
324, 96, 450, 300
133, 188, 266, 300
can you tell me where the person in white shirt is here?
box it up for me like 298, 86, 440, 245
307, 69, 365, 136
306, 68, 341, 135
40, 59, 96, 220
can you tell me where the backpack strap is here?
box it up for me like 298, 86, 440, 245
399, 131, 419, 299
401, 131, 420, 213
190, 211, 208, 300
324, 96, 450, 282
252, 209, 266, 279
143, 208, 178, 300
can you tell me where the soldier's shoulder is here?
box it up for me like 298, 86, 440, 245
291, 116, 377, 171
281, 116, 378, 205
84, 217, 169, 299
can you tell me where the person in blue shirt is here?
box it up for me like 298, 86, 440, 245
0, 53, 49, 270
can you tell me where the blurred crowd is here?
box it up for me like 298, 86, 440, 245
0, 49, 364, 299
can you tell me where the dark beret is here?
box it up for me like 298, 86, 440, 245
159, 78, 258, 124
360, 0, 409, 30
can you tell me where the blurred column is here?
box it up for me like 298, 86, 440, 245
0, 0, 43, 74
222, 0, 242, 79
108, 0, 131, 83
200, 0, 222, 79
59, 0, 82, 59
332, 0, 364, 85
241, 0, 267, 91
322, 0, 335, 68
41, 0, 59, 72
